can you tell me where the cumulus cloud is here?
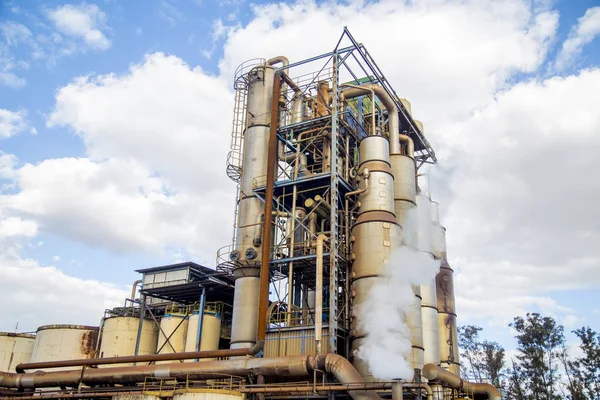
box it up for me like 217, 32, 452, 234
1, 0, 598, 330
447, 68, 600, 323
555, 6, 600, 70
2, 156, 232, 260
0, 249, 127, 332
4, 53, 233, 262
47, 3, 111, 50
0, 108, 29, 138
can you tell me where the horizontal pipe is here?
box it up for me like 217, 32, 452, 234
16, 342, 263, 373
423, 364, 501, 400
240, 383, 392, 393
0, 391, 146, 400
6, 354, 383, 400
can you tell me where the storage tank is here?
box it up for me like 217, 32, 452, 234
157, 315, 188, 357
185, 311, 222, 354
98, 317, 158, 366
30, 325, 98, 370
0, 332, 35, 372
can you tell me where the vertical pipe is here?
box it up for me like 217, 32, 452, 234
133, 294, 146, 364
195, 287, 206, 355
315, 235, 327, 354
257, 73, 282, 343
392, 380, 404, 400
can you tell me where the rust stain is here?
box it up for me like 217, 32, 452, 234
81, 330, 99, 358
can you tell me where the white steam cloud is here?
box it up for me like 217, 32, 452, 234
355, 209, 440, 380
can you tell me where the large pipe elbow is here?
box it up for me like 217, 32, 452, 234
398, 134, 414, 158
423, 364, 501, 400
341, 84, 400, 154
313, 354, 382, 400
131, 279, 142, 300
266, 56, 289, 68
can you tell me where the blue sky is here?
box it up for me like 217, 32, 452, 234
1, 0, 600, 365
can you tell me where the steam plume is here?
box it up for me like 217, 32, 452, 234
355, 208, 440, 380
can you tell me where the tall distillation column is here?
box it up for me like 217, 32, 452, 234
433, 202, 460, 375
417, 193, 441, 366
390, 131, 425, 371
229, 63, 276, 350
350, 134, 401, 381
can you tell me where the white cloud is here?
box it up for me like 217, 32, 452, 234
0, 21, 32, 87
0, 249, 126, 332
0, 108, 28, 138
0, 216, 38, 238
47, 3, 111, 50
220, 0, 557, 126
446, 68, 600, 323
556, 6, 600, 70
2, 0, 598, 331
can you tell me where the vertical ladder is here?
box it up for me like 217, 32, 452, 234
328, 52, 340, 355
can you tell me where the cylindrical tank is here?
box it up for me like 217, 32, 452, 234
351, 135, 403, 381
98, 317, 158, 366
157, 315, 188, 356
185, 312, 222, 358
30, 325, 98, 370
0, 332, 35, 372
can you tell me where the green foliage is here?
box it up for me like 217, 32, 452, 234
509, 313, 565, 400
458, 324, 505, 387
460, 316, 600, 400
570, 327, 600, 399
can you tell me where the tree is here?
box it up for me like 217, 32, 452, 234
458, 325, 505, 386
509, 313, 565, 400
458, 325, 484, 381
570, 326, 600, 399
481, 340, 505, 387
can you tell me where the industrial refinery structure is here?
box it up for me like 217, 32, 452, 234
0, 30, 500, 400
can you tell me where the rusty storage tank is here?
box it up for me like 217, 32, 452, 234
29, 325, 98, 371
98, 316, 158, 367
0, 332, 35, 372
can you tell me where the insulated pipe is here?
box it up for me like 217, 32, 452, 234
423, 364, 501, 400
266, 56, 289, 105
403, 383, 433, 400
278, 142, 307, 176
315, 234, 328, 354
6, 354, 384, 400
345, 168, 370, 198
16, 342, 264, 373
130, 279, 142, 300
341, 84, 400, 153
392, 380, 403, 400
341, 84, 376, 135
398, 134, 414, 157
253, 211, 289, 247
257, 72, 282, 344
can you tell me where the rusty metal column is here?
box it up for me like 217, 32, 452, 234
257, 72, 282, 344
329, 52, 340, 354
